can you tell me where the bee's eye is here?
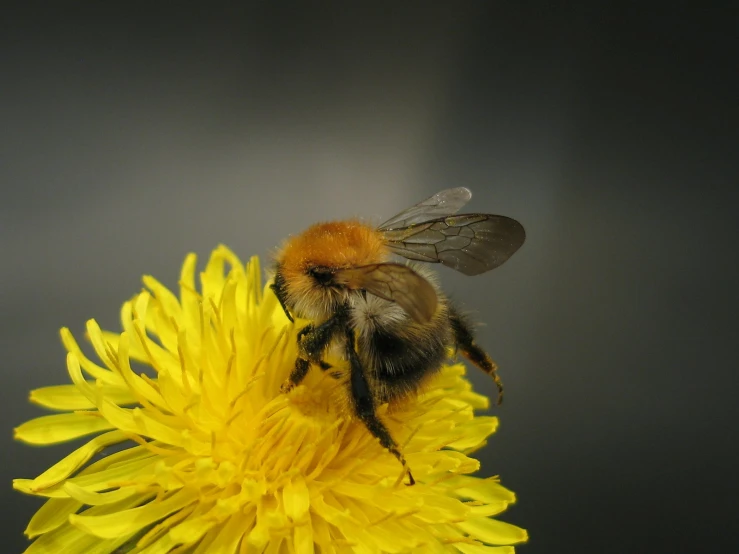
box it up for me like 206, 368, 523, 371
308, 266, 335, 286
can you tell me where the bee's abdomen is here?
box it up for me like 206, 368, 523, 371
363, 326, 449, 401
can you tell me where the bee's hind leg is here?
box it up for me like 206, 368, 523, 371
449, 306, 504, 406
343, 327, 415, 486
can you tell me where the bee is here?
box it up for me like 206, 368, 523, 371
271, 187, 525, 484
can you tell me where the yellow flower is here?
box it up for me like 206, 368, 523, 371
14, 245, 527, 553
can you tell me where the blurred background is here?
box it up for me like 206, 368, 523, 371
2, 3, 737, 553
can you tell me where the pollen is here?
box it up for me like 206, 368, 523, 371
13, 245, 527, 553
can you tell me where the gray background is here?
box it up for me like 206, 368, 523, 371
2, 3, 737, 553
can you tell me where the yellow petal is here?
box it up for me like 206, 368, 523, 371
414, 494, 469, 522
17, 444, 160, 500
99, 329, 148, 362
63, 481, 139, 506
59, 327, 122, 385
25, 498, 82, 538
156, 369, 188, 414
168, 513, 218, 544
410, 450, 480, 476
29, 383, 136, 411
178, 258, 205, 357
310, 492, 352, 527
467, 502, 512, 518
456, 545, 515, 554
136, 533, 176, 554
130, 318, 180, 378
96, 401, 185, 448
108, 329, 167, 408
14, 430, 128, 492
201, 246, 243, 303
283, 477, 310, 521
455, 390, 490, 410
446, 417, 498, 450
246, 255, 262, 299
83, 535, 144, 554
69, 488, 198, 538
119, 294, 158, 366
24, 525, 119, 554
263, 537, 285, 554
456, 517, 528, 546
248, 495, 289, 549
449, 477, 516, 506
65, 352, 97, 404
33, 535, 138, 554
418, 537, 452, 554
142, 275, 183, 330
294, 515, 314, 554
310, 512, 332, 548
193, 513, 247, 553
24, 495, 144, 554
65, 458, 159, 497
14, 412, 114, 445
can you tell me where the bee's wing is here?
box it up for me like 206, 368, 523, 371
381, 214, 526, 276
378, 187, 472, 230
334, 263, 438, 324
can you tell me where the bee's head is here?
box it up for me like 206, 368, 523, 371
306, 265, 335, 286
274, 219, 388, 320
273, 263, 348, 321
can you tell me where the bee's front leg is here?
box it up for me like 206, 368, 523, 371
281, 317, 340, 393
343, 327, 415, 486
270, 269, 294, 323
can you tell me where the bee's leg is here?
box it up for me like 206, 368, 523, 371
270, 268, 294, 323
343, 327, 415, 486
283, 358, 311, 393
282, 324, 312, 392
449, 307, 504, 406
282, 317, 340, 393
317, 360, 343, 380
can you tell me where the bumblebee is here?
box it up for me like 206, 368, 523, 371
271, 187, 525, 484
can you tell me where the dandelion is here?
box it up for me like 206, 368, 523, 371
14, 245, 527, 553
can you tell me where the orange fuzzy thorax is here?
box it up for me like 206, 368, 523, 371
276, 220, 390, 320
278, 219, 388, 271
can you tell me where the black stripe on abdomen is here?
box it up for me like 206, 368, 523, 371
363, 328, 448, 400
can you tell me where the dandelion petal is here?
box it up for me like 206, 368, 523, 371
456, 518, 528, 546
14, 413, 114, 445
283, 477, 311, 521
70, 489, 198, 539
15, 430, 128, 492
29, 383, 136, 411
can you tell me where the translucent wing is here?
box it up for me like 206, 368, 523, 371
378, 187, 472, 230
334, 263, 438, 323
381, 214, 526, 276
